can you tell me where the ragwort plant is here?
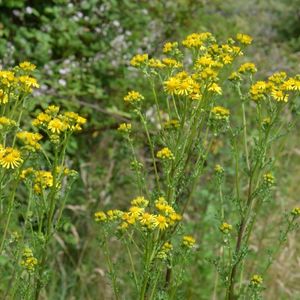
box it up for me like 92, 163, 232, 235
0, 62, 86, 299
95, 32, 300, 300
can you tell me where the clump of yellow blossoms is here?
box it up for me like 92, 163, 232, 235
124, 90, 144, 103
250, 274, 263, 286
156, 147, 174, 160
291, 207, 300, 217
157, 242, 173, 259
236, 33, 253, 45
32, 106, 86, 139
95, 196, 181, 232
17, 131, 43, 151
130, 54, 148, 67
118, 123, 132, 133
263, 173, 275, 187
20, 248, 38, 272
0, 146, 23, 169
182, 235, 196, 248
219, 222, 233, 234
211, 106, 230, 120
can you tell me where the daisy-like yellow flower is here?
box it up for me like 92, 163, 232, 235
236, 33, 253, 45
208, 83, 222, 95
47, 118, 67, 134
182, 235, 196, 248
155, 214, 169, 230
94, 211, 107, 222
18, 75, 39, 92
0, 147, 23, 169
139, 212, 156, 229
162, 58, 182, 68
19, 61, 36, 71
0, 70, 15, 86
271, 89, 288, 102
124, 90, 144, 103
156, 147, 174, 160
211, 106, 230, 120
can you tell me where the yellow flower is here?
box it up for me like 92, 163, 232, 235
156, 147, 174, 160
219, 222, 232, 234
157, 242, 173, 259
0, 70, 15, 86
164, 119, 180, 129
182, 32, 212, 48
33, 170, 53, 193
46, 105, 60, 115
271, 89, 288, 102
0, 89, 9, 104
118, 123, 132, 133
130, 54, 148, 67
211, 106, 230, 120
236, 33, 253, 45
268, 72, 287, 84
263, 173, 274, 186
208, 83, 222, 95
251, 274, 263, 286
20, 248, 38, 272
155, 215, 169, 230
139, 213, 156, 229
163, 42, 178, 53
148, 58, 165, 68
0, 147, 23, 169
129, 206, 144, 218
214, 164, 224, 174
124, 90, 144, 103
94, 211, 107, 222
17, 131, 43, 150
250, 81, 268, 101
20, 167, 34, 180
238, 62, 257, 74
162, 58, 182, 68
48, 118, 67, 134
18, 75, 39, 92
228, 72, 242, 82
164, 76, 181, 95
0, 116, 16, 127
291, 207, 300, 217
131, 196, 149, 207
19, 61, 36, 71
182, 235, 196, 248
32, 112, 51, 126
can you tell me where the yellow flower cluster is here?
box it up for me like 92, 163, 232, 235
263, 173, 274, 187
130, 54, 149, 67
291, 207, 300, 217
236, 33, 253, 45
163, 42, 178, 53
0, 63, 39, 102
219, 222, 232, 234
156, 147, 174, 160
182, 32, 213, 48
117, 123, 132, 133
32, 106, 86, 138
164, 119, 180, 129
94, 196, 182, 232
20, 248, 38, 272
182, 235, 196, 248
250, 72, 300, 102
20, 168, 54, 194
238, 62, 257, 74
250, 274, 263, 286
17, 131, 43, 151
157, 242, 173, 259
0, 145, 23, 169
211, 106, 230, 120
0, 116, 16, 128
123, 90, 144, 103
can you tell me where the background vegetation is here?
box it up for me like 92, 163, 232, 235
0, 0, 299, 299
